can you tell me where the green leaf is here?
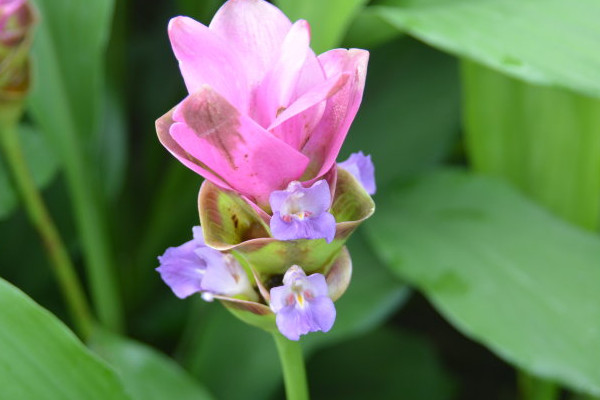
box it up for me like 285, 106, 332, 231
184, 233, 408, 400
275, 0, 368, 53
365, 169, 600, 395
91, 331, 214, 400
340, 37, 460, 188
0, 124, 60, 220
373, 0, 600, 98
308, 328, 457, 400
29, 0, 113, 139
0, 278, 130, 400
342, 7, 403, 49
462, 60, 600, 231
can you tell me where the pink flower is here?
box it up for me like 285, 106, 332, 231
156, 0, 368, 208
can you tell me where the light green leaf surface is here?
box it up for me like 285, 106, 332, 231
366, 169, 600, 395
91, 331, 214, 400
462, 60, 600, 231
374, 0, 600, 98
0, 278, 130, 400
0, 124, 60, 220
275, 0, 368, 53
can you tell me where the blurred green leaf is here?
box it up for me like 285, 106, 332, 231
462, 60, 600, 231
29, 0, 113, 140
373, 0, 600, 98
0, 124, 60, 220
341, 37, 460, 188
27, 0, 123, 330
185, 232, 408, 400
0, 278, 130, 400
342, 7, 402, 49
275, 0, 368, 53
91, 331, 214, 400
94, 87, 127, 201
366, 169, 600, 395
308, 328, 457, 400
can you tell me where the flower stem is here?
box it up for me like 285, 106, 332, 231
0, 106, 94, 339
273, 333, 310, 400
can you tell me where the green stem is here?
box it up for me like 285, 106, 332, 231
518, 371, 560, 400
0, 108, 94, 339
273, 333, 309, 400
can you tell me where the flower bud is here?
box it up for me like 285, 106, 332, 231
0, 0, 34, 104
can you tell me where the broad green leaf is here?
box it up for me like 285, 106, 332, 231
184, 232, 409, 400
373, 0, 600, 98
341, 37, 460, 188
0, 278, 130, 400
275, 0, 368, 53
0, 124, 60, 220
308, 328, 457, 400
462, 60, 600, 231
91, 331, 214, 400
366, 169, 600, 395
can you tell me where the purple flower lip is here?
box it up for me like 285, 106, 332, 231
338, 151, 376, 195
269, 180, 336, 243
156, 226, 255, 301
269, 265, 336, 341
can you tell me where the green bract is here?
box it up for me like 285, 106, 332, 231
197, 167, 374, 331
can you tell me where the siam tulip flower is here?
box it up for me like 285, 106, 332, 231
156, 226, 255, 300
338, 151, 376, 195
269, 180, 336, 243
156, 0, 369, 208
270, 265, 336, 341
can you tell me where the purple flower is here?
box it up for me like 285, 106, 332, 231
269, 180, 336, 243
270, 265, 336, 340
338, 151, 376, 195
157, 226, 254, 300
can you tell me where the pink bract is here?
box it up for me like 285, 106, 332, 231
156, 0, 368, 208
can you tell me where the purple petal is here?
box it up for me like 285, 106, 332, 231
271, 211, 336, 242
269, 266, 337, 340
307, 296, 336, 333
270, 285, 291, 313
156, 235, 207, 299
306, 273, 329, 297
200, 253, 253, 297
338, 151, 376, 195
276, 306, 305, 341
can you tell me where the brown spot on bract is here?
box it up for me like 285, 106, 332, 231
231, 214, 239, 229
181, 87, 246, 169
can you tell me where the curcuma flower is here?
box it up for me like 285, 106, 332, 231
338, 151, 376, 195
155, 0, 375, 342
156, 226, 256, 301
270, 265, 336, 341
156, 0, 368, 208
270, 180, 336, 243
